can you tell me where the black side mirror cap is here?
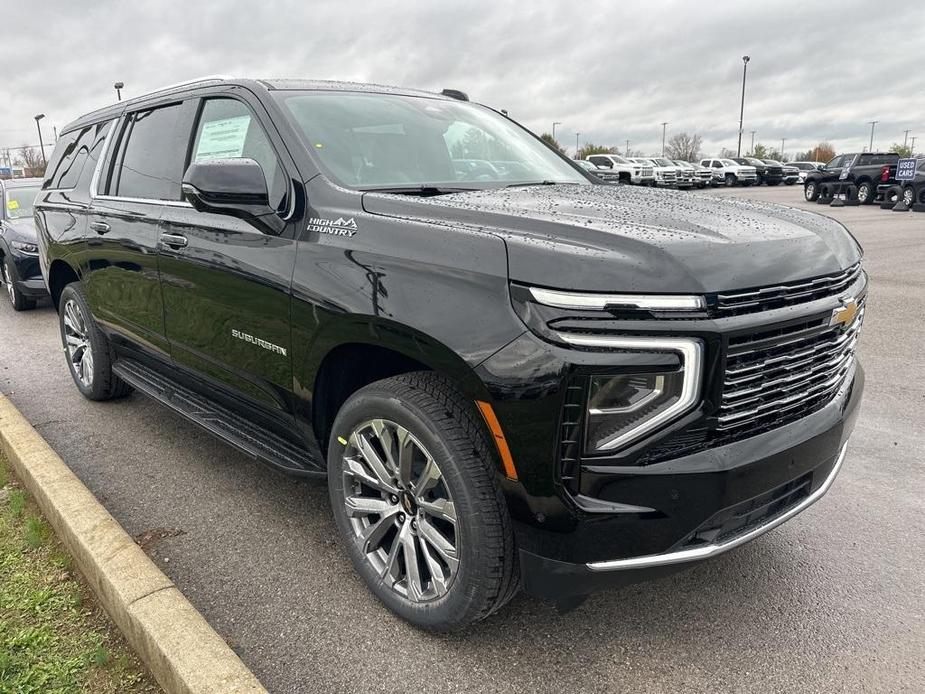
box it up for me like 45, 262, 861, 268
182, 158, 285, 235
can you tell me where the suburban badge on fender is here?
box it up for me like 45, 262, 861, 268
307, 216, 358, 237
231, 329, 288, 356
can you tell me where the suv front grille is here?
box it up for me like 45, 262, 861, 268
718, 303, 864, 433
715, 262, 863, 316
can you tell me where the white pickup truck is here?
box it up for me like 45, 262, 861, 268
586, 154, 655, 186
699, 158, 758, 186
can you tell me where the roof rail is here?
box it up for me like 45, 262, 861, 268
76, 75, 236, 123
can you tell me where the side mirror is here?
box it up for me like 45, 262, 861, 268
181, 158, 285, 235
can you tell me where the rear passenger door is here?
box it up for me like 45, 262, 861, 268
157, 95, 299, 422
84, 101, 197, 358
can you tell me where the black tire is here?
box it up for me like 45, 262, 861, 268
724, 173, 736, 187
327, 371, 518, 631
58, 283, 133, 401
804, 180, 820, 201
857, 180, 875, 205
1, 256, 36, 311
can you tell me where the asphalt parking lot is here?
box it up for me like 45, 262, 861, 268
1, 184, 923, 693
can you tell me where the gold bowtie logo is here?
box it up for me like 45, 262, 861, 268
830, 299, 859, 328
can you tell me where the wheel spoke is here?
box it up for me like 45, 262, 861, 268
414, 456, 442, 497
370, 420, 400, 477
344, 456, 397, 495
417, 497, 457, 525
344, 495, 392, 518
352, 430, 394, 489
399, 524, 424, 601
418, 534, 449, 595
359, 508, 399, 553
396, 428, 414, 487
418, 517, 458, 572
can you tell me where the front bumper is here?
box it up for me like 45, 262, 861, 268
515, 362, 863, 599
5, 252, 49, 298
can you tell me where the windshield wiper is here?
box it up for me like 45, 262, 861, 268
360, 185, 476, 196
504, 180, 560, 188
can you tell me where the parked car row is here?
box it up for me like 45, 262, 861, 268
803, 152, 900, 205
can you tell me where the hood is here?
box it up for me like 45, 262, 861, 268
362, 184, 862, 294
2, 217, 37, 244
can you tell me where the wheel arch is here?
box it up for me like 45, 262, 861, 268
47, 258, 81, 310
305, 321, 494, 456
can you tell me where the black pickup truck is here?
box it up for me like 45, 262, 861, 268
804, 152, 899, 204
732, 157, 782, 186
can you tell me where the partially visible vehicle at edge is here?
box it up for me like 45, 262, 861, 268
0, 177, 48, 310
652, 157, 694, 189
732, 157, 781, 186
803, 152, 899, 204
585, 153, 655, 185
699, 158, 758, 186
632, 157, 677, 187
778, 162, 800, 185
792, 161, 824, 184
877, 157, 925, 208
575, 159, 620, 183
35, 76, 865, 632
672, 160, 711, 188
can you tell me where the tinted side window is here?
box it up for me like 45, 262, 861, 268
42, 128, 85, 190
589, 156, 610, 168
826, 156, 842, 169
113, 104, 188, 200
191, 98, 287, 211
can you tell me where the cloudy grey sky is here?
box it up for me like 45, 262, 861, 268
2, 0, 923, 161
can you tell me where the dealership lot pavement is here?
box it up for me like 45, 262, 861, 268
1, 185, 923, 693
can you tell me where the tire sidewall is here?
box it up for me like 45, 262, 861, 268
805, 181, 817, 201
327, 386, 498, 631
857, 181, 872, 204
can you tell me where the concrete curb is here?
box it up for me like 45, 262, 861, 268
0, 394, 267, 694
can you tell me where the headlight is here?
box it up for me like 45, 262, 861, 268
557, 334, 703, 453
11, 241, 38, 254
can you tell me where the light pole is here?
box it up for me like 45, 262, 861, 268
552, 121, 562, 141
114, 81, 124, 101
736, 55, 750, 156
625, 139, 630, 156
868, 121, 878, 152
661, 122, 668, 156
750, 131, 756, 154
904, 129, 911, 149
780, 138, 786, 161
911, 136, 917, 155
575, 132, 580, 158
34, 114, 47, 168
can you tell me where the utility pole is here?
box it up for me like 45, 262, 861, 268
661, 122, 668, 156
625, 139, 630, 156
736, 55, 750, 156
911, 136, 917, 155
780, 138, 787, 161
575, 132, 580, 158
904, 129, 911, 148
750, 131, 756, 154
868, 121, 878, 152
552, 121, 562, 142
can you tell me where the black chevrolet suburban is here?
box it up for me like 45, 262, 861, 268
804, 152, 899, 204
35, 77, 866, 631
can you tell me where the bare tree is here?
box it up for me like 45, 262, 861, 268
15, 146, 45, 177
796, 142, 836, 162
664, 133, 702, 162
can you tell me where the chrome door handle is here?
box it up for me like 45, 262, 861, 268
89, 221, 111, 235
161, 233, 188, 249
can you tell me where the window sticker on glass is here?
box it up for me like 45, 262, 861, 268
194, 115, 251, 161
7, 199, 19, 210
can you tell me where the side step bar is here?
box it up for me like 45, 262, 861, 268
113, 359, 323, 477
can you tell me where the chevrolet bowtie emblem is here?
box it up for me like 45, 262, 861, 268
830, 298, 859, 328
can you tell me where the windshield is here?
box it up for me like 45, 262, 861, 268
274, 91, 588, 191
4, 186, 39, 220
763, 160, 782, 166
654, 158, 674, 166
720, 159, 739, 166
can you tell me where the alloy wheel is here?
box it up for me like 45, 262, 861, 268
903, 187, 914, 207
63, 299, 94, 387
805, 182, 815, 200
341, 419, 459, 602
858, 183, 870, 203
